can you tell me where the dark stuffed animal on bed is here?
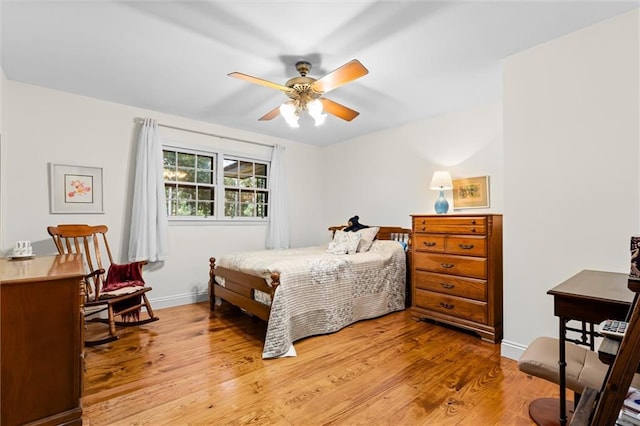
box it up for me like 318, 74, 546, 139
343, 215, 369, 232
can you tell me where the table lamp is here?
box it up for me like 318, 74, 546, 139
430, 171, 453, 214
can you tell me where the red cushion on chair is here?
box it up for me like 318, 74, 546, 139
102, 262, 145, 292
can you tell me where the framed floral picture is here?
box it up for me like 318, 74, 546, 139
49, 163, 104, 214
452, 176, 490, 210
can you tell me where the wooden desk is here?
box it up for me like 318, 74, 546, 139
0, 254, 84, 426
541, 270, 634, 426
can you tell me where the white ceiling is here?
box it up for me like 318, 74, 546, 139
2, 1, 638, 146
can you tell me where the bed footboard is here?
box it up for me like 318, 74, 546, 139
208, 257, 279, 322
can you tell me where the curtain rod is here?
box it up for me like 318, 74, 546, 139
135, 118, 275, 149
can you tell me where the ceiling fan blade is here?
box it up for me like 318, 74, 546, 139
311, 59, 369, 94
320, 98, 360, 122
228, 72, 293, 92
258, 106, 281, 121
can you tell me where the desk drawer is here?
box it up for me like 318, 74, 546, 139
414, 271, 487, 301
413, 216, 487, 235
413, 252, 487, 279
415, 289, 487, 323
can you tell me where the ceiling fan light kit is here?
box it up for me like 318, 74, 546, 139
229, 59, 368, 128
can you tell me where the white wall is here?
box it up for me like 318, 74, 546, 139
0, 67, 5, 248
322, 100, 504, 228
2, 82, 325, 308
502, 10, 640, 359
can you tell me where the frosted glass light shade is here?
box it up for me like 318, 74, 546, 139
279, 102, 299, 128
307, 99, 326, 126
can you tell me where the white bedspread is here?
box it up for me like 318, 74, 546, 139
216, 240, 407, 358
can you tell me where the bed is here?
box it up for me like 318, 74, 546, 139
208, 225, 411, 358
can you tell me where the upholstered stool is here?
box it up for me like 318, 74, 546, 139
519, 336, 640, 425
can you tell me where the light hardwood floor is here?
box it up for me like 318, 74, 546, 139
82, 302, 557, 425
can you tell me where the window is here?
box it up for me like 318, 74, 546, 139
162, 146, 269, 221
223, 158, 269, 218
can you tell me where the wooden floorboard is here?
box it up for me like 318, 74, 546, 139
82, 302, 557, 425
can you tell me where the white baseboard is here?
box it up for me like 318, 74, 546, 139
501, 339, 527, 361
149, 291, 209, 310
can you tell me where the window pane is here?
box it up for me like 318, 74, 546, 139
224, 159, 238, 176
224, 202, 238, 217
240, 203, 255, 217
239, 161, 253, 176
239, 176, 254, 188
177, 167, 195, 183
176, 201, 196, 216
256, 177, 267, 189
240, 191, 255, 203
225, 189, 238, 202
224, 176, 238, 186
178, 153, 196, 167
165, 184, 175, 198
197, 170, 213, 184
197, 156, 213, 170
163, 151, 176, 167
166, 199, 177, 216
196, 202, 213, 216
255, 163, 267, 176
176, 185, 196, 200
197, 187, 213, 201
256, 191, 268, 203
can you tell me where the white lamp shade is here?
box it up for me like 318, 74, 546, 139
279, 102, 300, 128
430, 171, 453, 190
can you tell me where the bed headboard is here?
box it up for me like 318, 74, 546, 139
328, 225, 412, 247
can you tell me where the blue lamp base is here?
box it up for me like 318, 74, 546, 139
434, 190, 449, 214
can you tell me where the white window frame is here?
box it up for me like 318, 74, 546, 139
163, 143, 270, 223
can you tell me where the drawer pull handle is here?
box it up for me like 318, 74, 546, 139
471, 220, 476, 225
470, 228, 476, 233
421, 226, 426, 232
423, 241, 436, 247
458, 244, 474, 250
440, 302, 455, 310
440, 263, 455, 269
440, 282, 454, 289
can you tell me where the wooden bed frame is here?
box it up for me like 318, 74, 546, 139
208, 226, 412, 321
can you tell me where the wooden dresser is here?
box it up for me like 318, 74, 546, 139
0, 254, 84, 426
411, 214, 503, 343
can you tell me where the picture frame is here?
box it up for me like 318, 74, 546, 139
49, 163, 104, 214
452, 176, 490, 210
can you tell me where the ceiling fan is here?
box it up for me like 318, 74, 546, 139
228, 59, 369, 128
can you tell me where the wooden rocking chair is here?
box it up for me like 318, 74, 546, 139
47, 224, 159, 346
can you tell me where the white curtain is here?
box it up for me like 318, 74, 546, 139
128, 118, 170, 262
265, 144, 290, 249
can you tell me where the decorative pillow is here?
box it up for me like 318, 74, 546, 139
354, 226, 380, 253
327, 230, 362, 255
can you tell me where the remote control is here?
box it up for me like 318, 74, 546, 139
598, 319, 628, 339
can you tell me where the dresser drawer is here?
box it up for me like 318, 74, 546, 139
413, 252, 487, 279
413, 216, 486, 235
414, 234, 445, 252
446, 236, 486, 257
415, 289, 487, 323
414, 271, 487, 301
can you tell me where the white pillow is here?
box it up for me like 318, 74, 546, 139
327, 230, 362, 254
354, 226, 380, 253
